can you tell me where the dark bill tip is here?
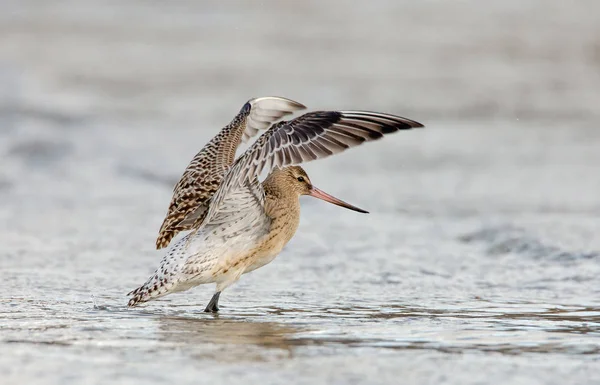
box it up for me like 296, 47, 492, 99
308, 186, 369, 214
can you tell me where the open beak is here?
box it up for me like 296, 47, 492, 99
308, 186, 369, 213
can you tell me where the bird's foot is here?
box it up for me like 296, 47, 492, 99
204, 291, 221, 313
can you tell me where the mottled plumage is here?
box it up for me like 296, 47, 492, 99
129, 100, 424, 311
155, 96, 306, 249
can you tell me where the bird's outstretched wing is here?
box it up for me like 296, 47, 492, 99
195, 110, 424, 229
155, 96, 306, 249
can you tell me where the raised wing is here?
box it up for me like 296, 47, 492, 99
241, 97, 307, 142
198, 110, 424, 228
155, 96, 306, 249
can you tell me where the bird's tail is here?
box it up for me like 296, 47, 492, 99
128, 229, 220, 307
127, 272, 177, 307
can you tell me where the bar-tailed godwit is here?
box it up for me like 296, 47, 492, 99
128, 97, 423, 312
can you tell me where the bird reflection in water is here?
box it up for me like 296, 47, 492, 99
157, 315, 305, 361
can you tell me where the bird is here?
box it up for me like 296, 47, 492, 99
127, 97, 424, 312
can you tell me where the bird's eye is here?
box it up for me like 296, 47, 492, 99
297, 176, 305, 182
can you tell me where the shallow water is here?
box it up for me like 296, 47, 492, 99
1, 1, 600, 384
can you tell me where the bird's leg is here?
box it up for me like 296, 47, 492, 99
204, 291, 221, 313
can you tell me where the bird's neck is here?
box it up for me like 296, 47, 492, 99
262, 180, 301, 246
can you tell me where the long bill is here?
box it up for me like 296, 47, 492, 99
308, 186, 369, 214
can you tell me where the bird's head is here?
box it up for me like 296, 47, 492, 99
266, 166, 368, 213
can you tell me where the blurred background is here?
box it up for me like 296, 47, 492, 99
1, 1, 599, 385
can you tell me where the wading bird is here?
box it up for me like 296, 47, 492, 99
128, 97, 423, 312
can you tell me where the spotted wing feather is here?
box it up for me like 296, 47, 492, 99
155, 96, 305, 249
